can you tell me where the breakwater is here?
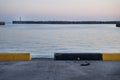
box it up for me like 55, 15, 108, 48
13, 21, 120, 24
0, 22, 5, 25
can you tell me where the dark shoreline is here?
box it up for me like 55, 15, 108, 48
13, 21, 120, 24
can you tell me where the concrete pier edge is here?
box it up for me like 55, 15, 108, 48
0, 52, 120, 61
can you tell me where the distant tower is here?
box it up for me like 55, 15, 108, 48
19, 17, 21, 21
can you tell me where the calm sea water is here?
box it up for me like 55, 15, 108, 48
0, 24, 120, 58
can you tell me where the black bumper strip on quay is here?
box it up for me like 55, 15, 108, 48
54, 53, 102, 60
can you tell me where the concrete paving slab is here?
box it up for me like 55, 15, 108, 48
0, 59, 120, 80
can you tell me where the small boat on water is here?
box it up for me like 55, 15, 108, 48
116, 24, 120, 27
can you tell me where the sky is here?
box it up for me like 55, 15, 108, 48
0, 0, 120, 22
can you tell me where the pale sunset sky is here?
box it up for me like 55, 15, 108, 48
0, 0, 120, 22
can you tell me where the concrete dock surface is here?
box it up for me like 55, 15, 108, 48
0, 59, 120, 80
